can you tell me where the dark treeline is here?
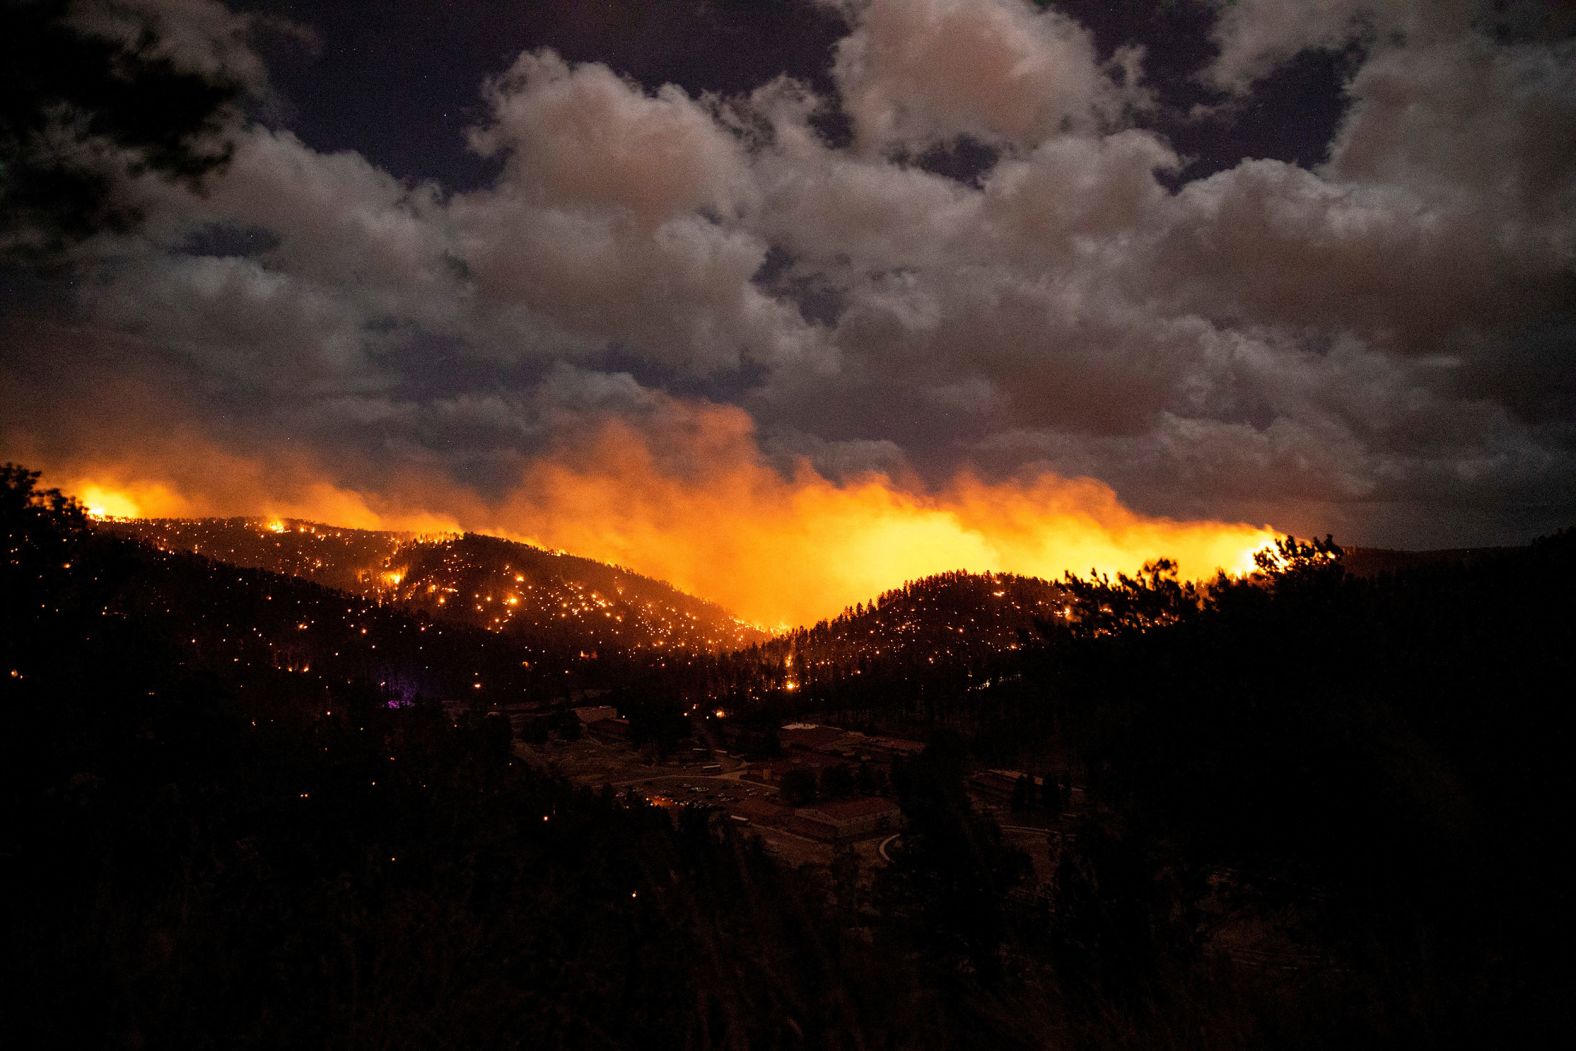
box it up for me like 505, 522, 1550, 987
632, 535, 1576, 1044
1010, 538, 1576, 1044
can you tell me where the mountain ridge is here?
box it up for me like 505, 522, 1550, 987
103, 516, 766, 654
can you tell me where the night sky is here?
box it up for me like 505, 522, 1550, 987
4, 0, 1576, 620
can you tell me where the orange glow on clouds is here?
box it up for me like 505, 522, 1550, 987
41, 405, 1275, 627
55, 463, 468, 538
492, 418, 1275, 626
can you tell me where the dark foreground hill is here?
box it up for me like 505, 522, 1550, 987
9, 467, 1574, 1047
107, 517, 765, 654
640, 536, 1576, 1045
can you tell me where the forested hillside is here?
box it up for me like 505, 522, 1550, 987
110, 517, 765, 655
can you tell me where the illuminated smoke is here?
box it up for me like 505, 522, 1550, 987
36, 405, 1274, 627
489, 413, 1276, 626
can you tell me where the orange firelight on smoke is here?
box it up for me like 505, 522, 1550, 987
75, 480, 188, 520
492, 418, 1276, 626
40, 405, 1277, 628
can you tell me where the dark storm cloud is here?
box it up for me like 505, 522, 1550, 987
4, 0, 1576, 548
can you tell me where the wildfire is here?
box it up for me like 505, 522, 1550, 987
486, 418, 1278, 625
75, 481, 185, 520
34, 405, 1278, 628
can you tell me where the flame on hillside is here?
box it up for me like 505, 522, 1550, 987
77, 481, 186, 521
38, 408, 1275, 627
